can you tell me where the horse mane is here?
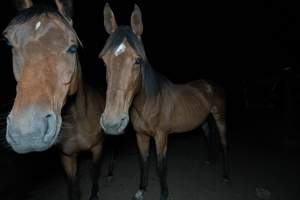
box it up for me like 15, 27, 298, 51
7, 4, 69, 28
101, 25, 168, 98
141, 61, 168, 97
4, 3, 82, 48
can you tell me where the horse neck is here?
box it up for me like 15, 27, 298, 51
132, 63, 169, 113
72, 58, 88, 113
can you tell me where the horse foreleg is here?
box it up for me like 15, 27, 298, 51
154, 133, 169, 200
89, 143, 103, 200
106, 135, 121, 181
133, 133, 150, 200
61, 153, 80, 200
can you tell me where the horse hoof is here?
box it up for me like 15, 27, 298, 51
222, 176, 231, 184
160, 191, 169, 200
133, 190, 144, 200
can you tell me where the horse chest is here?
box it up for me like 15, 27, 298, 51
131, 108, 156, 134
60, 124, 100, 154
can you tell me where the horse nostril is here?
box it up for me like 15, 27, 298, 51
100, 115, 105, 129
6, 117, 19, 145
43, 113, 57, 143
118, 114, 129, 132
6, 130, 18, 145
6, 115, 11, 126
120, 116, 127, 124
45, 114, 53, 120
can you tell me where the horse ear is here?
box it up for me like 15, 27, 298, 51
131, 4, 143, 36
54, 0, 73, 19
14, 0, 33, 11
103, 3, 118, 34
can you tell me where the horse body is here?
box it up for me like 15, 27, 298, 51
59, 81, 105, 155
58, 77, 105, 200
4, 1, 104, 200
100, 3, 229, 200
131, 79, 223, 135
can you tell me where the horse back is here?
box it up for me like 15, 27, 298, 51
187, 79, 225, 106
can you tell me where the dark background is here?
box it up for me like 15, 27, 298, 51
0, 0, 299, 199
1, 0, 300, 139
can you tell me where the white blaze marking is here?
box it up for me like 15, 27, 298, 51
35, 21, 41, 31
114, 43, 126, 56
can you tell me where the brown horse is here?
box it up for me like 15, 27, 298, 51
99, 3, 229, 200
3, 1, 105, 200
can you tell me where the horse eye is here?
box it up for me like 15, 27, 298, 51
135, 58, 143, 65
67, 44, 78, 54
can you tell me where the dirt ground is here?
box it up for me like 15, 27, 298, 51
0, 129, 299, 200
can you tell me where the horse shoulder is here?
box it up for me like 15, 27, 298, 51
130, 107, 151, 133
131, 93, 165, 134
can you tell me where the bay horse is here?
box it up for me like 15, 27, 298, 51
99, 3, 230, 200
3, 1, 105, 199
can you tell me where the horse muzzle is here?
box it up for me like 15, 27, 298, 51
100, 112, 129, 135
6, 108, 61, 154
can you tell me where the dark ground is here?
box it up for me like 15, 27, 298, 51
0, 112, 300, 200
